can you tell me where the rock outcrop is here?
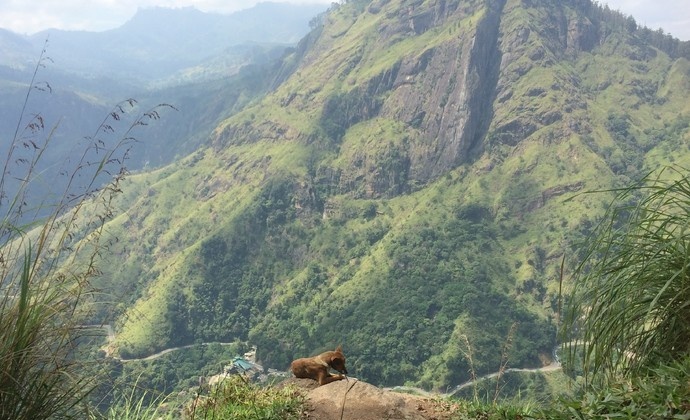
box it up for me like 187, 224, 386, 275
283, 378, 458, 420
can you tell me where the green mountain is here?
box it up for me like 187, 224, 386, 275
0, 4, 324, 225
89, 0, 690, 391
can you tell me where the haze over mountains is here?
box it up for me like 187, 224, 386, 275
1, 3, 328, 82
0, 2, 327, 214
2, 0, 690, 397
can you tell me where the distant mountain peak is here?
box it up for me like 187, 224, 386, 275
123, 5, 221, 30
9, 2, 326, 84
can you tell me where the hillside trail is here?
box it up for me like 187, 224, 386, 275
118, 342, 237, 362
91, 324, 562, 381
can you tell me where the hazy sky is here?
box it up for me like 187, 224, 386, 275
0, 0, 688, 41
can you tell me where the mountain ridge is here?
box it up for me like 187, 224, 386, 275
61, 0, 690, 392
0, 3, 327, 83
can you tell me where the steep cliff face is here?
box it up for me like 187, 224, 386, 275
314, 0, 508, 195
374, 0, 506, 183
212, 0, 507, 198
211, 0, 666, 199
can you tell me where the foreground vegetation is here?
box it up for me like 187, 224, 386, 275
107, 356, 688, 419
564, 167, 690, 384
0, 44, 173, 418
184, 375, 305, 420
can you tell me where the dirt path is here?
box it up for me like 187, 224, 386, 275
450, 361, 562, 394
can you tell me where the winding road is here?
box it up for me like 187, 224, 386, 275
85, 324, 566, 396
80, 324, 236, 363
387, 358, 563, 398
119, 341, 238, 362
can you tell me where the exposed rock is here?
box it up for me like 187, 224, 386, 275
541, 181, 584, 201
293, 181, 323, 224
212, 119, 299, 149
525, 181, 585, 212
283, 378, 458, 420
492, 118, 539, 145
566, 16, 597, 53
194, 175, 230, 201
337, 142, 411, 198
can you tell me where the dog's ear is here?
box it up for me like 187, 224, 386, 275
335, 345, 343, 353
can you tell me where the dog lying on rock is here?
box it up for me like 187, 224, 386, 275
290, 345, 348, 385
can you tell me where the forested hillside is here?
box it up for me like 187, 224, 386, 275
75, 0, 690, 392
0, 4, 324, 229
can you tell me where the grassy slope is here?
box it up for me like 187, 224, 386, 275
88, 0, 690, 391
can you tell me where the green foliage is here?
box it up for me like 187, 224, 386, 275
0, 245, 93, 419
446, 357, 690, 418
91, 342, 247, 416
48, 0, 690, 408
164, 177, 306, 347
449, 397, 541, 420
0, 44, 170, 418
246, 199, 554, 389
184, 375, 305, 420
97, 376, 175, 420
604, 111, 645, 177
545, 357, 690, 419
452, 369, 573, 405
563, 166, 690, 385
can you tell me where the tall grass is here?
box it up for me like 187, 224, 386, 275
0, 41, 172, 418
562, 166, 690, 385
549, 357, 690, 419
183, 374, 306, 420
97, 375, 174, 420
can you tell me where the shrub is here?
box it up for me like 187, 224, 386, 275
184, 375, 306, 420
547, 357, 690, 419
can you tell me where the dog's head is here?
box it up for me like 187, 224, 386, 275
327, 345, 348, 374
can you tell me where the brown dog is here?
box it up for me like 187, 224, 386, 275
290, 345, 348, 385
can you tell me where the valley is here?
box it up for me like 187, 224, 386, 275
1, 0, 690, 417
